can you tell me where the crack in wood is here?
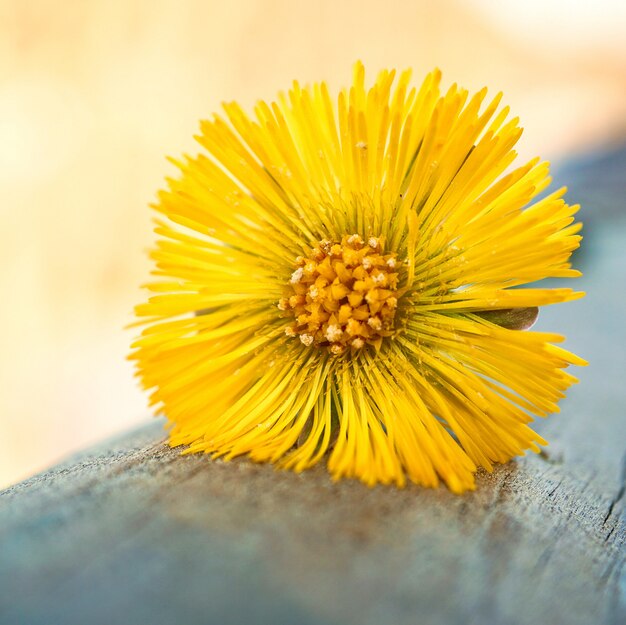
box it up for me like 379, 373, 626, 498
602, 451, 626, 527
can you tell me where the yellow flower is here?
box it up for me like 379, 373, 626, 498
130, 62, 586, 493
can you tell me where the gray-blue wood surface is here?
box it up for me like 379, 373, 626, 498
1, 144, 625, 625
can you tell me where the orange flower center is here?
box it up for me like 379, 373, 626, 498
279, 234, 400, 355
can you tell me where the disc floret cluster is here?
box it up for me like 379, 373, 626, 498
279, 234, 400, 354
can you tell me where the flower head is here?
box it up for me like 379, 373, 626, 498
130, 63, 585, 493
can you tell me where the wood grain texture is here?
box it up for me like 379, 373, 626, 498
1, 150, 625, 625
0, 420, 624, 625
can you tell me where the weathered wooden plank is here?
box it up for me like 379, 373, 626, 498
0, 417, 623, 625
1, 149, 625, 625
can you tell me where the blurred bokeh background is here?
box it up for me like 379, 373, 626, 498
1, 0, 625, 489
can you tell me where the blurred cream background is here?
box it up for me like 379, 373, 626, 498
1, 0, 625, 488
